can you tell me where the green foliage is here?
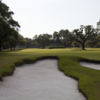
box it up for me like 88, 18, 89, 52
18, 34, 27, 47
53, 31, 61, 46
33, 34, 52, 48
25, 38, 33, 48
69, 25, 98, 50
0, 0, 20, 51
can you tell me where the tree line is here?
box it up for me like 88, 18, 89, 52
14, 24, 100, 50
33, 25, 100, 50
0, 0, 100, 51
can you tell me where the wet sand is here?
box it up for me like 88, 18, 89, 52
0, 59, 86, 100
79, 61, 100, 70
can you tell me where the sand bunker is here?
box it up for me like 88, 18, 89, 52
0, 59, 86, 100
79, 61, 100, 70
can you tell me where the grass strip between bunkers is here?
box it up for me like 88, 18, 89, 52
0, 48, 100, 100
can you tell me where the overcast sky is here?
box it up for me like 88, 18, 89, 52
3, 0, 100, 38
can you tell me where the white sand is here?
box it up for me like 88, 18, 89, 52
79, 61, 100, 70
0, 59, 86, 100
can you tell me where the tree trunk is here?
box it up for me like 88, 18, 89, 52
82, 43, 85, 50
42, 43, 45, 49
14, 46, 15, 50
14, 45, 16, 50
11, 45, 12, 50
0, 44, 1, 51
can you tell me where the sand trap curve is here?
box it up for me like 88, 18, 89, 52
0, 59, 86, 100
79, 61, 100, 70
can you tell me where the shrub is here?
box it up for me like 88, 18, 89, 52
48, 46, 66, 49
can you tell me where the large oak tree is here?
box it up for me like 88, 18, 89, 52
69, 25, 98, 50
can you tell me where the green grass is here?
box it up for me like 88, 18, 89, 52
0, 47, 100, 100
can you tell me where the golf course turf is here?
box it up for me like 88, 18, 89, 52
0, 48, 100, 100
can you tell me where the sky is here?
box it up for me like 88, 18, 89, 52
3, 0, 100, 38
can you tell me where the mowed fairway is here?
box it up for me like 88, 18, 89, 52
0, 48, 100, 100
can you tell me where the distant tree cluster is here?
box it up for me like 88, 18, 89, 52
33, 24, 100, 50
1, 0, 100, 51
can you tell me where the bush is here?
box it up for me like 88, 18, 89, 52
48, 46, 66, 49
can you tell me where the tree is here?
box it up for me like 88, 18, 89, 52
69, 25, 98, 50
25, 38, 33, 48
0, 0, 20, 28
59, 29, 72, 47
53, 31, 61, 46
97, 20, 100, 30
93, 35, 100, 48
33, 40, 40, 47
71, 41, 80, 47
33, 34, 52, 48
17, 35, 27, 48
8, 29, 19, 50
0, 0, 20, 51
86, 39, 98, 48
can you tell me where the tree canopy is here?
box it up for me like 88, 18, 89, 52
33, 34, 52, 48
0, 0, 20, 50
69, 25, 98, 50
